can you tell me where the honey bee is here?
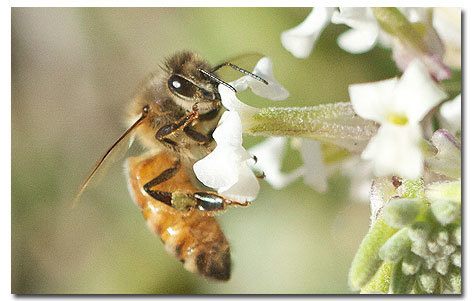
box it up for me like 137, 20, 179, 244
76, 51, 267, 281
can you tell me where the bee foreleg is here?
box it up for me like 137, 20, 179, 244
143, 161, 180, 207
155, 107, 199, 141
183, 126, 212, 143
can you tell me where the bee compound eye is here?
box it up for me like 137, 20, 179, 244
168, 75, 197, 98
172, 80, 181, 89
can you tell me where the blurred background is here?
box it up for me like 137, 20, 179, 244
12, 8, 399, 294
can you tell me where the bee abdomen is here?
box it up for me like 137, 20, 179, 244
126, 154, 232, 281
144, 204, 231, 281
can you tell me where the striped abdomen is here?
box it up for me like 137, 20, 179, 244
126, 152, 231, 281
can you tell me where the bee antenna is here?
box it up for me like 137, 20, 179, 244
198, 68, 237, 93
211, 62, 268, 85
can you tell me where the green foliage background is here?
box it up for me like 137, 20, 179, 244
12, 8, 399, 294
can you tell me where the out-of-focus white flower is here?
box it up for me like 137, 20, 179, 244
247, 137, 303, 189
231, 57, 290, 101
349, 60, 447, 179
433, 8, 461, 68
439, 94, 461, 135
193, 111, 259, 203
338, 157, 373, 202
281, 8, 335, 58
331, 7, 388, 54
249, 137, 328, 193
298, 139, 328, 192
282, 7, 455, 80
392, 8, 451, 81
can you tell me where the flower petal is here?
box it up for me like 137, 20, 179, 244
193, 145, 240, 190
331, 7, 377, 29
426, 129, 461, 178
349, 78, 398, 123
362, 124, 423, 179
218, 160, 260, 203
248, 137, 303, 189
394, 60, 447, 122
299, 139, 328, 192
193, 109, 258, 202
193, 111, 250, 190
439, 94, 461, 134
218, 84, 259, 127
230, 57, 289, 101
337, 27, 379, 54
212, 110, 243, 147
281, 7, 334, 58
249, 57, 290, 101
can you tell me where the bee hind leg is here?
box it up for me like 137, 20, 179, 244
192, 191, 249, 211
143, 161, 180, 207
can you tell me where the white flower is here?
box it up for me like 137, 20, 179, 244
219, 56, 289, 126
433, 8, 461, 68
218, 84, 259, 128
439, 94, 461, 135
248, 137, 303, 189
392, 8, 451, 81
193, 111, 259, 203
231, 57, 289, 101
331, 7, 387, 54
281, 8, 335, 58
298, 139, 328, 192
349, 60, 447, 179
194, 57, 289, 202
248, 137, 328, 193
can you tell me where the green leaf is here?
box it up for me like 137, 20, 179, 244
348, 220, 397, 291
399, 179, 425, 199
390, 261, 415, 294
451, 251, 461, 268
246, 103, 378, 153
446, 268, 462, 293
408, 222, 431, 243
383, 198, 422, 228
426, 181, 461, 204
379, 228, 411, 262
451, 226, 461, 246
430, 200, 461, 226
401, 253, 422, 275
360, 262, 393, 294
418, 270, 439, 293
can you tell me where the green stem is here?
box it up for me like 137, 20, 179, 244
244, 102, 378, 153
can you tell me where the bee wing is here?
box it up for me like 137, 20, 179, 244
72, 113, 147, 208
212, 52, 265, 82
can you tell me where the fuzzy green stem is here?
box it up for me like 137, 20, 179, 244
245, 102, 378, 153
349, 219, 398, 290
